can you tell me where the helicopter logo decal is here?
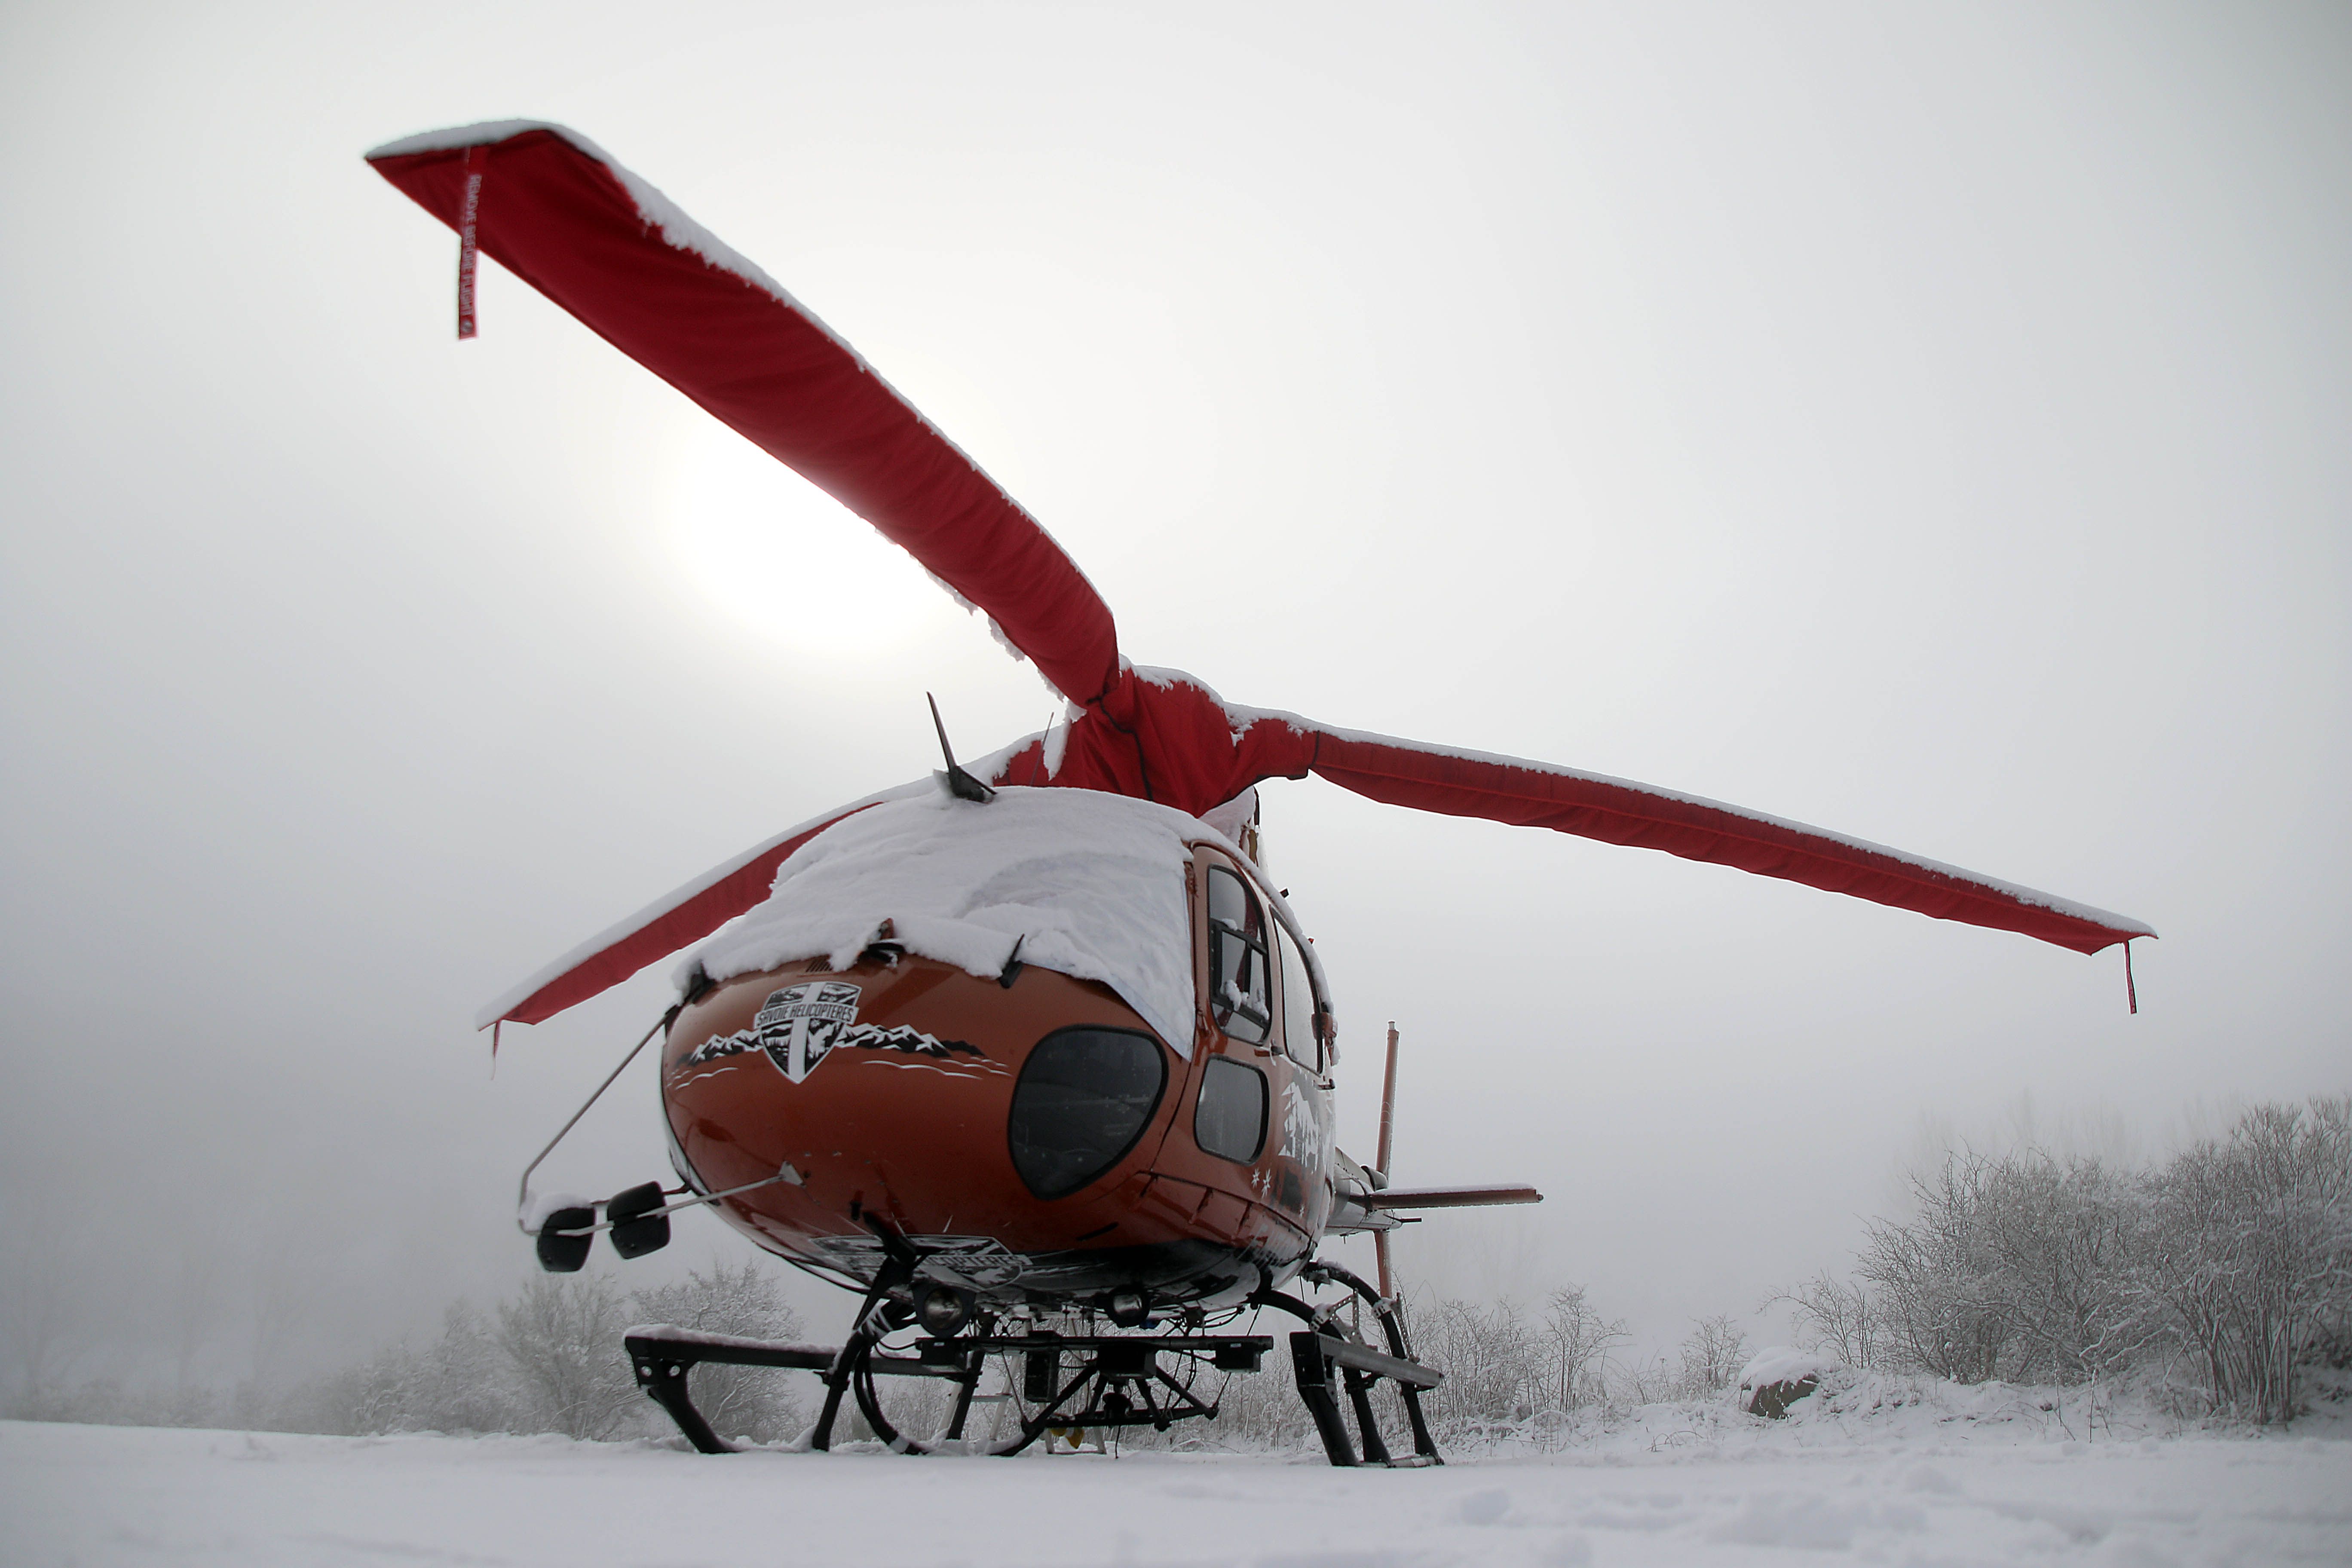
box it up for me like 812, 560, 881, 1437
679, 980, 984, 1083
753, 980, 861, 1082
674, 980, 860, 1083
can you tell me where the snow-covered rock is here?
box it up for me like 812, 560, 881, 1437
1738, 1346, 1841, 1418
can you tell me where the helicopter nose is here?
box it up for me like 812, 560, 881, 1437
663, 958, 1190, 1257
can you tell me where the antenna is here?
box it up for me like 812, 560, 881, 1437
1376, 1022, 1400, 1179
926, 692, 998, 804
1375, 1021, 1401, 1299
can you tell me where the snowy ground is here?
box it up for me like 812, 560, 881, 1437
7, 1398, 2348, 1568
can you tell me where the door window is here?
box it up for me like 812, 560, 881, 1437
1277, 925, 1321, 1072
1206, 865, 1272, 1045
1194, 1056, 1268, 1163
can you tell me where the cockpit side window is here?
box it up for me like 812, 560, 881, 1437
1277, 924, 1321, 1073
1206, 864, 1272, 1045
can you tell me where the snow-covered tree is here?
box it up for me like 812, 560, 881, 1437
495, 1275, 639, 1440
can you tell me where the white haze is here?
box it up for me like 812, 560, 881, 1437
1, 2, 2346, 1389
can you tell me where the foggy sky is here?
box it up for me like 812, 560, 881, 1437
3, 1, 2346, 1388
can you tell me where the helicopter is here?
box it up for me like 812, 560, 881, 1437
367, 122, 2155, 1465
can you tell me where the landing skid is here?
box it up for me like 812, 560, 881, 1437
1261, 1260, 1444, 1467
625, 1261, 1442, 1466
625, 1323, 1272, 1456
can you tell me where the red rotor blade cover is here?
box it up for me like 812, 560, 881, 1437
992, 674, 2153, 958
366, 122, 1121, 710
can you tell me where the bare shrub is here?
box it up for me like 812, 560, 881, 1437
1534, 1286, 1628, 1413
494, 1275, 639, 1440
1799, 1096, 2351, 1424
1608, 1353, 1679, 1408
1415, 1297, 1535, 1430
1188, 1349, 1315, 1452
1856, 1148, 2145, 1385
1675, 1314, 1750, 1400
2139, 1096, 2352, 1424
1397, 1284, 1632, 1434
1774, 1269, 1881, 1368
1976, 1155, 2146, 1383
0, 1207, 92, 1414
298, 1302, 515, 1436
292, 1261, 809, 1441
1856, 1152, 2021, 1381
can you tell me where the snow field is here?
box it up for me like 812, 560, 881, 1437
4, 1417, 2345, 1568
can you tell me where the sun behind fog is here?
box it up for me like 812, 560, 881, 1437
669, 424, 943, 655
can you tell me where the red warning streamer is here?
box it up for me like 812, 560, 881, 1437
456, 150, 483, 340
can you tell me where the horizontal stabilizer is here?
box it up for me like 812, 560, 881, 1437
1362, 1184, 1544, 1210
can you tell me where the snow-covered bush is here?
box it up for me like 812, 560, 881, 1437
1855, 1147, 2143, 1385
1413, 1296, 1535, 1430
2139, 1095, 2352, 1424
1183, 1351, 1316, 1452
299, 1301, 512, 1436
1397, 1285, 1630, 1436
493, 1275, 640, 1440
1536, 1286, 1629, 1412
1784, 1096, 2352, 1424
1774, 1270, 1882, 1369
1592, 1317, 1752, 1412
1675, 1314, 1751, 1400
277, 1262, 807, 1441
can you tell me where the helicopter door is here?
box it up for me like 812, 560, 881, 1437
1188, 851, 1329, 1239
1197, 861, 1274, 1168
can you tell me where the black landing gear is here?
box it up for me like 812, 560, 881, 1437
626, 1254, 1443, 1466
628, 1247, 1273, 1456
626, 1318, 1272, 1456
626, 1326, 836, 1454
850, 1323, 1270, 1455
1251, 1260, 1443, 1467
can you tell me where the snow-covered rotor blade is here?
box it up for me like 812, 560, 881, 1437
1300, 723, 2155, 956
477, 781, 931, 1030
365, 122, 1123, 708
